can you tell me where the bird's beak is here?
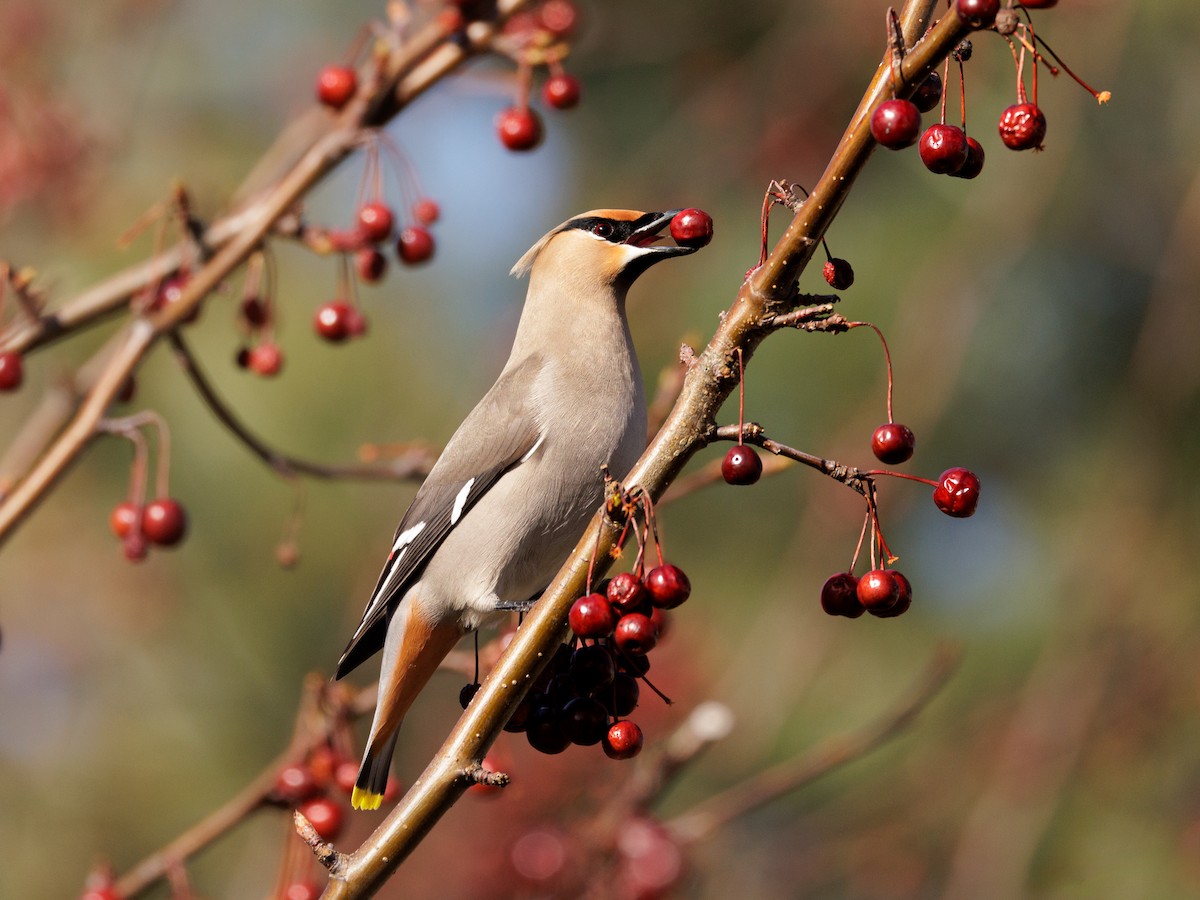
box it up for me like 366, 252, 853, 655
622, 210, 698, 258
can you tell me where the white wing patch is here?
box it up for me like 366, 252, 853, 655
450, 478, 475, 525
391, 520, 426, 554
520, 433, 546, 463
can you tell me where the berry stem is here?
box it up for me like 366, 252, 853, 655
735, 348, 746, 446
846, 321, 897, 424
849, 508, 871, 573
958, 58, 967, 131
939, 57, 950, 125
862, 468, 939, 488
1031, 30, 1111, 103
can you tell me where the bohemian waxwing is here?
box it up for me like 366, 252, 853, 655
335, 209, 700, 810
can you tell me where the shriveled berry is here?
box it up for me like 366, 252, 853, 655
857, 569, 900, 611
952, 136, 986, 179
933, 467, 980, 517
274, 763, 320, 804
870, 571, 912, 618
607, 572, 648, 614
357, 202, 394, 243
722, 445, 763, 485
314, 300, 356, 343
397, 226, 435, 264
355, 247, 387, 283
542, 73, 581, 110
110, 502, 139, 539
911, 73, 943, 113
570, 593, 617, 638
644, 564, 690, 609
998, 102, 1046, 151
496, 106, 544, 151
562, 696, 609, 745
570, 643, 616, 693
669, 208, 713, 249
248, 343, 284, 376
870, 98, 921, 149
820, 572, 864, 618
412, 197, 440, 225
299, 797, 345, 841
919, 124, 969, 174
822, 257, 854, 290
603, 720, 644, 760
0, 352, 23, 391
142, 498, 188, 547
953, 39, 973, 63
955, 0, 1000, 28
871, 423, 916, 464
614, 613, 657, 656
316, 65, 357, 110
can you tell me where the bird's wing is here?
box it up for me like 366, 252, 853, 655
334, 355, 546, 679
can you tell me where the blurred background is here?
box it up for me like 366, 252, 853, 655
2, 0, 1198, 897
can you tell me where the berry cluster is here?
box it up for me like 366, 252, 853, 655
461, 563, 690, 760
492, 1, 582, 151
104, 416, 189, 562
869, 1, 1108, 179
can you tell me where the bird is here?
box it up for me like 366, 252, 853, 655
334, 209, 701, 810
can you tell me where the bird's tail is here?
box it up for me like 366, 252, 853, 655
351, 602, 463, 811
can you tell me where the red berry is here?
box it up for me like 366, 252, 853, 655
412, 197, 441, 225
496, 106, 544, 151
911, 73, 943, 114
952, 136, 986, 179
333, 759, 360, 795
316, 65, 357, 110
570, 643, 616, 693
603, 673, 640, 717
721, 445, 763, 485
82, 890, 122, 900
537, 0, 579, 37
281, 883, 321, 900
274, 763, 320, 804
142, 498, 188, 546
248, 342, 284, 377
307, 745, 339, 785
857, 569, 900, 612
314, 300, 355, 343
397, 226, 435, 264
570, 593, 617, 638
240, 295, 269, 327
357, 202, 394, 243
607, 571, 649, 613
526, 707, 571, 755
669, 208, 713, 248
355, 247, 387, 283
644, 564, 691, 609
955, 0, 1000, 28
648, 607, 669, 642
933, 467, 980, 517
110, 502, 138, 539
0, 351, 25, 391
822, 257, 854, 290
614, 613, 658, 656
870, 98, 921, 149
299, 797, 345, 841
871, 423, 916, 464
998, 102, 1047, 151
562, 696, 609, 745
820, 572, 864, 618
542, 73, 581, 110
123, 531, 148, 563
919, 124, 969, 174
870, 571, 912, 618
603, 720, 643, 760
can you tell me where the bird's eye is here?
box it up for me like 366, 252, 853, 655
592, 222, 614, 239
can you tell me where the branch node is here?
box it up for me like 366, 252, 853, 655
294, 810, 345, 871
462, 763, 510, 788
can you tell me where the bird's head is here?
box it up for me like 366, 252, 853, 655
511, 209, 700, 286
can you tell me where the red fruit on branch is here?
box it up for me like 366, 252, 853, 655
562, 697, 609, 745
542, 73, 581, 110
644, 564, 691, 609
614, 612, 658, 656
933, 467, 981, 517
822, 257, 854, 290
357, 202, 395, 243
669, 208, 713, 248
496, 106, 544, 151
569, 593, 617, 638
0, 351, 25, 391
355, 247, 387, 283
871, 423, 916, 464
870, 571, 912, 618
281, 883, 321, 900
919, 124, 969, 174
537, 0, 579, 37
109, 502, 139, 539
955, 0, 1000, 28
299, 797, 345, 841
606, 572, 648, 614
570, 644, 616, 693
998, 102, 1047, 151
952, 136, 987, 179
412, 197, 441, 225
870, 99, 921, 149
722, 445, 763, 485
911, 73, 943, 113
603, 720, 644, 760
856, 569, 900, 612
274, 763, 320, 804
314, 300, 356, 343
820, 572, 865, 618
248, 342, 284, 376
397, 226, 435, 264
316, 65, 357, 110
142, 498, 188, 546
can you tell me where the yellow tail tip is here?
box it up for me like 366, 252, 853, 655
351, 786, 384, 811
